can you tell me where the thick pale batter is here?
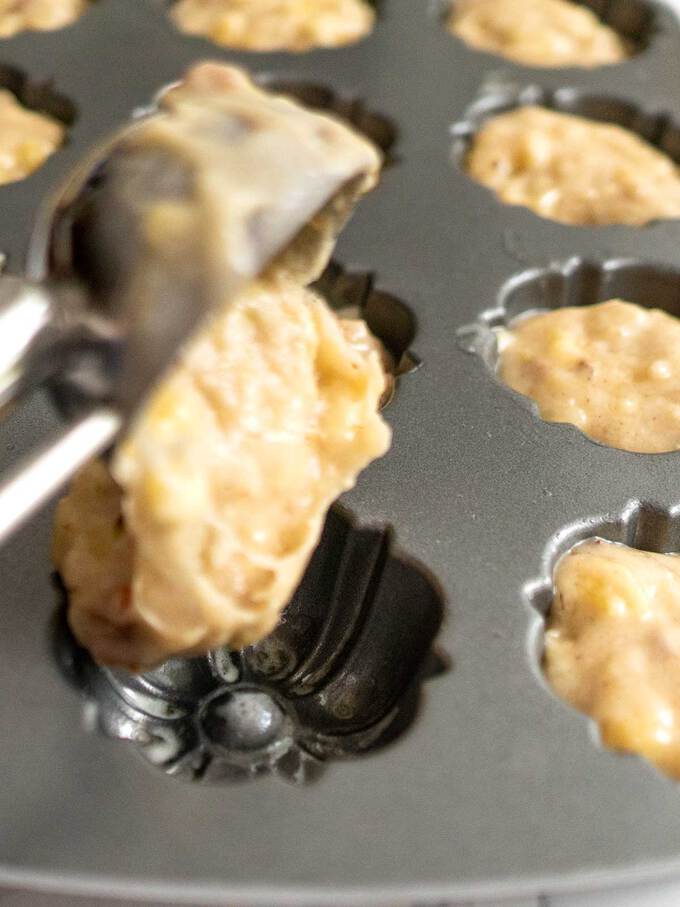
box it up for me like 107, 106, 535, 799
54, 279, 389, 671
448, 0, 627, 67
53, 64, 389, 672
546, 539, 680, 780
466, 106, 680, 226
170, 0, 375, 52
0, 89, 63, 184
499, 299, 680, 453
0, 0, 88, 36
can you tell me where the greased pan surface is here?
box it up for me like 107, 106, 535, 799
3, 0, 680, 901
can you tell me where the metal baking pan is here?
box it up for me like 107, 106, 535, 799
3, 0, 680, 901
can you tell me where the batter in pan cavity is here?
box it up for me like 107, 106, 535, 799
466, 106, 680, 226
0, 90, 64, 184
0, 0, 89, 36
499, 299, 680, 453
448, 0, 627, 67
546, 539, 680, 780
170, 0, 375, 52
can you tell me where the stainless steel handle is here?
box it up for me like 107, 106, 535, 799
0, 275, 85, 412
0, 275, 118, 543
0, 277, 54, 409
0, 407, 121, 545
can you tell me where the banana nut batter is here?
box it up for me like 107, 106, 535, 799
466, 106, 680, 226
448, 0, 627, 67
0, 0, 88, 37
53, 64, 390, 672
546, 539, 680, 780
0, 89, 64, 184
170, 0, 375, 52
499, 299, 680, 453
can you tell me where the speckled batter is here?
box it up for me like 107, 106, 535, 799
170, 0, 374, 51
54, 280, 389, 671
466, 106, 680, 226
0, 89, 64, 184
546, 539, 680, 780
498, 299, 680, 453
448, 0, 627, 67
52, 64, 388, 672
0, 0, 88, 36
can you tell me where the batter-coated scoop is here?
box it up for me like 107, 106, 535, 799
0, 63, 381, 544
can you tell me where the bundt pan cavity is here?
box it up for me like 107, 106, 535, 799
53, 506, 447, 784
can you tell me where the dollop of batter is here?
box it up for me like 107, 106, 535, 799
466, 106, 680, 226
0, 89, 63, 184
448, 0, 627, 67
499, 299, 680, 453
546, 539, 680, 780
170, 0, 374, 52
0, 0, 88, 36
52, 64, 389, 672
54, 280, 390, 671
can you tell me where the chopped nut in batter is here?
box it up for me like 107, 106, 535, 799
466, 106, 680, 226
170, 0, 375, 52
499, 299, 680, 453
546, 539, 680, 780
0, 0, 89, 37
448, 0, 628, 68
0, 89, 64, 184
